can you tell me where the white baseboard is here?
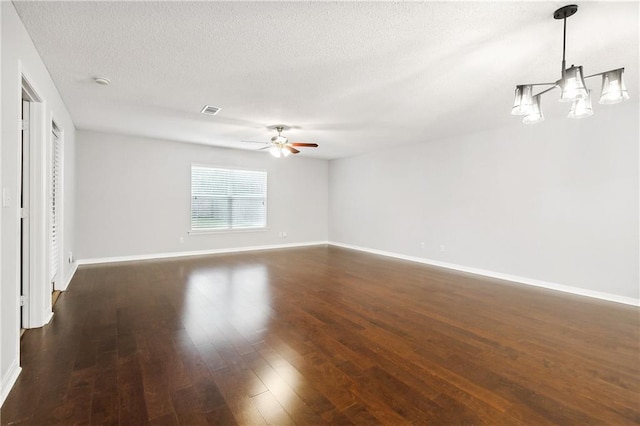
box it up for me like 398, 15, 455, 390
43, 310, 54, 325
0, 358, 21, 407
77, 241, 329, 266
59, 261, 78, 291
329, 241, 640, 307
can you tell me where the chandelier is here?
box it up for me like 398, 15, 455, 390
512, 4, 629, 124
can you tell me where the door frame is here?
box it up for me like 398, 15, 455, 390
21, 75, 52, 329
20, 96, 31, 329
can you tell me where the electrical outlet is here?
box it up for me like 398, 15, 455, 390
179, 237, 185, 244
440, 245, 446, 252
282, 231, 287, 238
420, 242, 425, 249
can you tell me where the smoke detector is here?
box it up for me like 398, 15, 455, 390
93, 76, 111, 86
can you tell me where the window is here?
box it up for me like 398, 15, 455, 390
191, 165, 267, 231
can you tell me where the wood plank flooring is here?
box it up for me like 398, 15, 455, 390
1, 245, 639, 425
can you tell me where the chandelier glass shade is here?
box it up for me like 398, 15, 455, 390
600, 69, 629, 104
568, 90, 593, 119
512, 5, 629, 123
559, 66, 588, 103
522, 96, 544, 124
512, 85, 534, 115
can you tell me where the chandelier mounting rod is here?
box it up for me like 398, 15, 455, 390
554, 5, 577, 79
562, 15, 567, 77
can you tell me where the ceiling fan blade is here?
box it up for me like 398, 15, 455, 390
241, 140, 270, 144
258, 145, 272, 151
285, 146, 300, 154
290, 142, 318, 147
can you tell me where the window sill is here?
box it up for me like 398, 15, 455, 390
188, 227, 269, 236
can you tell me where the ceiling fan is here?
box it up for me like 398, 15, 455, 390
243, 126, 318, 157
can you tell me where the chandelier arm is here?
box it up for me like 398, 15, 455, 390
523, 82, 558, 86
583, 68, 625, 79
533, 84, 560, 98
516, 82, 557, 90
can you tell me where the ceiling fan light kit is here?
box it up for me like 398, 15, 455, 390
270, 145, 291, 158
270, 126, 293, 158
242, 126, 318, 158
512, 4, 629, 124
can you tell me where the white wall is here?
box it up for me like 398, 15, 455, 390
1, 2, 76, 405
75, 130, 328, 260
329, 101, 639, 302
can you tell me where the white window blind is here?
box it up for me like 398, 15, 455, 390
191, 166, 267, 231
50, 127, 61, 282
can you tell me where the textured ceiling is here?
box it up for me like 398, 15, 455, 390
13, 1, 639, 159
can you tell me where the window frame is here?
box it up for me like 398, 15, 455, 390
189, 164, 268, 234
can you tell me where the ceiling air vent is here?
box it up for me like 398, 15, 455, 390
200, 105, 221, 116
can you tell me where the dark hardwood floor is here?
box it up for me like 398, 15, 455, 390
1, 245, 639, 425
